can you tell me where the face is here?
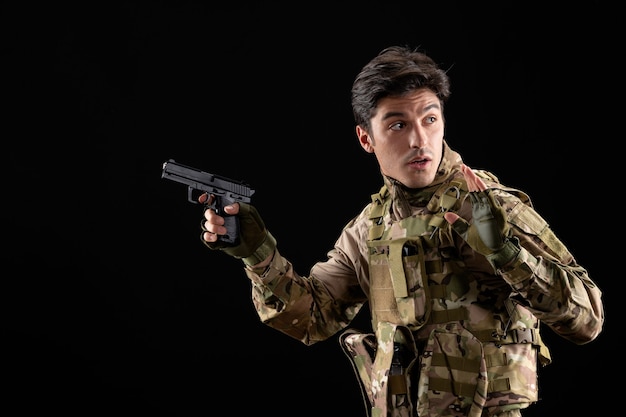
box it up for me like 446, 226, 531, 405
357, 88, 445, 189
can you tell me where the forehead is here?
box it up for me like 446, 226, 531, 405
374, 89, 441, 121
377, 89, 440, 112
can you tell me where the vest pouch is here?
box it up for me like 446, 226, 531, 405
417, 322, 488, 417
481, 341, 539, 408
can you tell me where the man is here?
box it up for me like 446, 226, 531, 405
199, 46, 604, 417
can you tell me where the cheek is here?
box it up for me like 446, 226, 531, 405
375, 149, 397, 171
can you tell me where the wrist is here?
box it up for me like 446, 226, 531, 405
486, 237, 520, 269
242, 232, 277, 266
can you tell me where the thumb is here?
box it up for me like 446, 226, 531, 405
223, 202, 240, 215
443, 212, 470, 237
444, 212, 460, 224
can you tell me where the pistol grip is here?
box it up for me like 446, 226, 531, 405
221, 214, 240, 246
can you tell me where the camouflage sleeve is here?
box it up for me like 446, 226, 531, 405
494, 191, 604, 345
243, 208, 371, 346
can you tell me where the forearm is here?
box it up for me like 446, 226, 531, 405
497, 244, 604, 344
245, 249, 366, 345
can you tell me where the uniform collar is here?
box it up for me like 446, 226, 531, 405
382, 140, 464, 218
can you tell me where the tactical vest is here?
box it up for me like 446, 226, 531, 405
341, 172, 551, 417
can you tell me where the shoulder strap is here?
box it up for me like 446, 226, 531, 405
368, 185, 389, 241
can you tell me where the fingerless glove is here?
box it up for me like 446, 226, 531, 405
201, 202, 276, 266
449, 189, 519, 269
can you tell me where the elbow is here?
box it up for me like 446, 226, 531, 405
552, 313, 604, 345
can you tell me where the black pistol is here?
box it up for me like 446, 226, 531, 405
161, 159, 255, 245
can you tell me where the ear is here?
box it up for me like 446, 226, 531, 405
356, 125, 374, 153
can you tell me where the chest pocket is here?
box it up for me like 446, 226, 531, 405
368, 236, 431, 328
366, 181, 469, 330
368, 235, 471, 330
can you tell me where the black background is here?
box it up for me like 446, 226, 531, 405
4, 1, 618, 415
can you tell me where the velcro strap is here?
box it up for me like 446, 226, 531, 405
388, 374, 408, 395
428, 377, 476, 397
389, 239, 409, 298
429, 307, 468, 323
474, 328, 540, 345
425, 259, 443, 274
431, 352, 480, 373
489, 378, 511, 392
429, 284, 446, 299
485, 351, 507, 367
432, 351, 508, 369
368, 187, 387, 240
429, 375, 511, 396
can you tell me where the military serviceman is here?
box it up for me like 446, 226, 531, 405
199, 46, 604, 417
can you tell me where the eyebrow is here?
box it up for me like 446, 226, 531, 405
380, 102, 441, 121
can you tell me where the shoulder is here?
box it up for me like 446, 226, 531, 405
471, 169, 534, 208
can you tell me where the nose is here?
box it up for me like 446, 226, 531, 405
409, 125, 427, 148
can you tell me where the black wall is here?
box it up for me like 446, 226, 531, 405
5, 2, 617, 415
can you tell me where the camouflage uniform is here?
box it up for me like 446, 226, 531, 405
243, 142, 603, 417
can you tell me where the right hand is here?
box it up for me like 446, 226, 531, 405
199, 193, 276, 266
199, 192, 239, 244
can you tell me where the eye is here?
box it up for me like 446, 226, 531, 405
425, 116, 437, 124
390, 121, 406, 131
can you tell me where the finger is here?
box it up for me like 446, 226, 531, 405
198, 193, 215, 205
444, 212, 460, 224
202, 231, 217, 242
461, 164, 477, 191
461, 164, 488, 192
204, 207, 222, 223
460, 165, 475, 192
223, 202, 240, 215
203, 217, 227, 234
203, 221, 225, 240
445, 213, 470, 236
472, 173, 488, 192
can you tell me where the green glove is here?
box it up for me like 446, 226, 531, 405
449, 189, 519, 268
201, 202, 276, 266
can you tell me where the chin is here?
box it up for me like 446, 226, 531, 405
405, 174, 435, 189
402, 180, 428, 190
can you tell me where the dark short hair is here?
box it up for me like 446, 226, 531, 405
351, 46, 451, 132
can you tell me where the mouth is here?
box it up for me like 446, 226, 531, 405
408, 156, 431, 169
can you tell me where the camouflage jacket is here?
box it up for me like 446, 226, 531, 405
243, 142, 604, 416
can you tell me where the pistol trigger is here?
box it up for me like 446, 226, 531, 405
187, 187, 201, 204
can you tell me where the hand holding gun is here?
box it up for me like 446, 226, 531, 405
161, 159, 254, 245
